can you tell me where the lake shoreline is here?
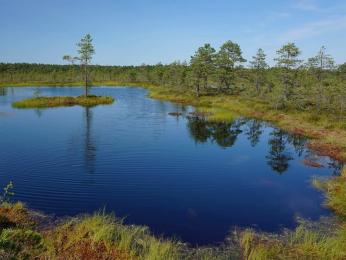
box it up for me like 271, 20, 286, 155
1, 84, 346, 258
2, 81, 346, 162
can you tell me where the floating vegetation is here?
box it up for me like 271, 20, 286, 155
168, 112, 183, 117
12, 95, 114, 109
302, 159, 324, 168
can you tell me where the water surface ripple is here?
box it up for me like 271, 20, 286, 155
0, 86, 341, 245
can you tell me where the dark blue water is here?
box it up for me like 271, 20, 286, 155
0, 86, 341, 245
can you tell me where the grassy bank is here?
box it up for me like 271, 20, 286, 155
0, 202, 240, 259
12, 95, 114, 108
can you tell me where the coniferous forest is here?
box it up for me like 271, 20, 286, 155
1, 42, 346, 119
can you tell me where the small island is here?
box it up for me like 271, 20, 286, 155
12, 34, 114, 109
12, 95, 114, 108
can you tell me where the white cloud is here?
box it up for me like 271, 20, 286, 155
279, 16, 346, 42
294, 0, 320, 11
271, 11, 291, 18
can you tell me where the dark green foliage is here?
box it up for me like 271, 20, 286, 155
215, 41, 246, 93
0, 41, 345, 119
0, 229, 45, 259
307, 46, 335, 113
250, 48, 268, 94
274, 43, 302, 108
190, 44, 216, 96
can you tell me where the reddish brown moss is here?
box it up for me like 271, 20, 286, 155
302, 159, 324, 168
51, 240, 133, 260
0, 202, 36, 229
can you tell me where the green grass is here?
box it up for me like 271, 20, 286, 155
0, 203, 241, 259
313, 168, 346, 219
43, 211, 182, 259
12, 95, 115, 108
239, 222, 346, 260
0, 203, 182, 259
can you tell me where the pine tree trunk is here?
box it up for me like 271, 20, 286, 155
84, 64, 88, 97
196, 79, 200, 97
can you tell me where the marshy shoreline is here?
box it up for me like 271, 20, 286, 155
1, 83, 346, 259
3, 82, 345, 163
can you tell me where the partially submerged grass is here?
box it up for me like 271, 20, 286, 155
196, 107, 236, 122
313, 168, 346, 219
12, 95, 114, 109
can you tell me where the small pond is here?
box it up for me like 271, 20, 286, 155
0, 86, 342, 245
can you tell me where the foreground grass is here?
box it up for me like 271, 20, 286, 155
0, 202, 240, 259
1, 166, 345, 259
0, 202, 181, 259
43, 212, 182, 260
239, 222, 346, 260
1, 171, 346, 260
12, 95, 114, 108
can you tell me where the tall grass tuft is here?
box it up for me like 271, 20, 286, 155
43, 211, 182, 259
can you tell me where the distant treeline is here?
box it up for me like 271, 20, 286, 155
1, 42, 346, 116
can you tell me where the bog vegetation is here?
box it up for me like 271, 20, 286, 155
1, 39, 346, 259
12, 95, 114, 108
1, 41, 345, 119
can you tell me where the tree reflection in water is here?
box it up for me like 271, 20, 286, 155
84, 107, 96, 174
187, 116, 246, 147
266, 129, 293, 174
245, 119, 263, 147
0, 87, 7, 96
186, 116, 344, 175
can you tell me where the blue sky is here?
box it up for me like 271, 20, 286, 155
1, 0, 346, 66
